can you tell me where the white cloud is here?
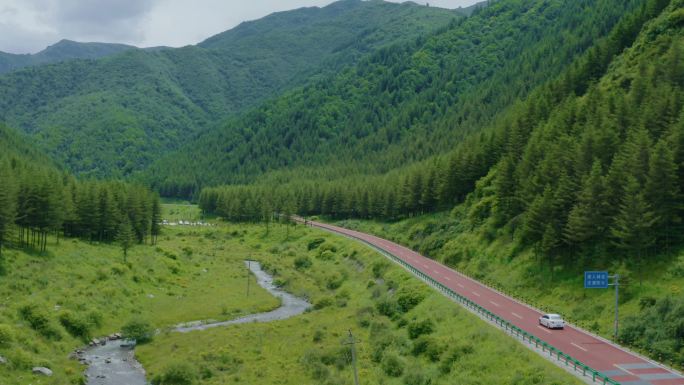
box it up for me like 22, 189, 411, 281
0, 0, 479, 54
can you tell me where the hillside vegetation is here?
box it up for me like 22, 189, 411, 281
199, 0, 684, 368
150, 0, 643, 196
0, 0, 458, 178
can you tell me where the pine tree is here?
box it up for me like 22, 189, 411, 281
98, 187, 119, 242
521, 186, 554, 245
0, 163, 17, 260
493, 156, 519, 225
116, 216, 135, 264
564, 161, 608, 248
645, 140, 679, 248
611, 176, 656, 281
421, 167, 438, 213
150, 195, 162, 245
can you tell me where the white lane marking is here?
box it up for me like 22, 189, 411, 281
571, 342, 588, 352
472, 291, 481, 297
511, 312, 523, 320
537, 325, 552, 334
614, 364, 635, 376
457, 283, 465, 288
444, 276, 451, 281
490, 301, 501, 307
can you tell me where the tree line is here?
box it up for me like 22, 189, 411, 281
0, 155, 161, 258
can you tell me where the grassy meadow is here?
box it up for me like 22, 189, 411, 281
0, 204, 584, 384
137, 220, 583, 385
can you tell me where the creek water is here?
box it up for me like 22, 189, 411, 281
82, 260, 311, 385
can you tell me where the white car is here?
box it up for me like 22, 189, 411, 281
539, 314, 565, 329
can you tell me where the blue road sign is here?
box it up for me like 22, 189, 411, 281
584, 271, 609, 288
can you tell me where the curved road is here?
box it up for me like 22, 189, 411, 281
304, 219, 684, 385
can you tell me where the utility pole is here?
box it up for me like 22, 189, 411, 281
343, 329, 360, 385
246, 260, 251, 297
609, 274, 620, 341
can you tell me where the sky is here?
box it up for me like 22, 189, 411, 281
0, 0, 480, 54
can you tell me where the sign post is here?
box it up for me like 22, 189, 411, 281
584, 271, 620, 340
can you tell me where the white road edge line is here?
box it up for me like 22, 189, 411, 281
511, 312, 523, 319
571, 342, 589, 352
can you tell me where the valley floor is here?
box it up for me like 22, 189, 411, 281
0, 205, 584, 384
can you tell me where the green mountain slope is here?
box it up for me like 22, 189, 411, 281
0, 123, 55, 168
0, 0, 459, 178
148, 0, 643, 197
0, 39, 135, 74
199, 0, 684, 368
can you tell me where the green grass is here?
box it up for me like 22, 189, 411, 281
335, 213, 684, 370
0, 205, 586, 384
162, 203, 204, 222
0, 208, 276, 384
137, 221, 583, 385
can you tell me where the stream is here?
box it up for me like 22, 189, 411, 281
81, 261, 311, 385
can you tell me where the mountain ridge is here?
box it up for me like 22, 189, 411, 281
0, 0, 459, 178
0, 39, 136, 74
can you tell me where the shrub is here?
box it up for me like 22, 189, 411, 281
18, 303, 61, 340
314, 297, 334, 310
404, 371, 431, 385
0, 324, 14, 347
319, 250, 335, 261
301, 349, 329, 380
381, 353, 404, 377
325, 274, 344, 290
396, 289, 426, 313
152, 363, 197, 385
312, 329, 325, 343
111, 264, 127, 276
426, 340, 445, 362
9, 348, 34, 370
411, 336, 432, 356
294, 256, 312, 270
639, 296, 657, 310
122, 319, 154, 344
307, 238, 326, 250
372, 261, 389, 278
439, 343, 475, 374
376, 297, 399, 318
87, 310, 103, 328
59, 311, 92, 340
319, 243, 337, 253
407, 319, 434, 339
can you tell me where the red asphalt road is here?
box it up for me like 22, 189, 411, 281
306, 219, 684, 385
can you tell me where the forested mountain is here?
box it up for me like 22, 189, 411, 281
0, 0, 459, 178
200, 0, 682, 265
148, 0, 644, 197
0, 39, 135, 75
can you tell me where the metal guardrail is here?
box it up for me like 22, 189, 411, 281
336, 230, 621, 385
